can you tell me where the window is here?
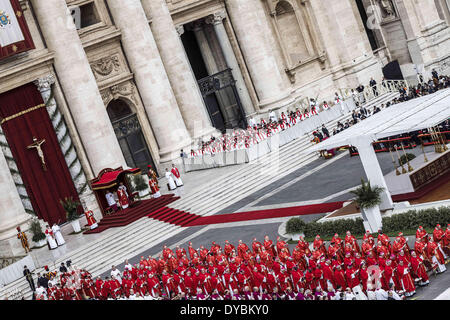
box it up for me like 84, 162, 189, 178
70, 1, 100, 30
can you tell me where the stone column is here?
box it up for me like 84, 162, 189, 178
205, 10, 255, 116
31, 0, 126, 176
0, 147, 31, 256
144, 0, 217, 140
226, 0, 292, 110
396, 0, 450, 76
106, 0, 192, 162
351, 136, 394, 211
34, 75, 101, 220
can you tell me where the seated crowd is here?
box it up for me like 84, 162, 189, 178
312, 74, 450, 148
32, 224, 449, 300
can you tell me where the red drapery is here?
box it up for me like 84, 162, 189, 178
0, 0, 35, 59
0, 82, 80, 225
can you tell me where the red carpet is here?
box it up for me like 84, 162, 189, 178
146, 201, 345, 227
84, 195, 179, 234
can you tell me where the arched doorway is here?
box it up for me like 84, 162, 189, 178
107, 99, 157, 174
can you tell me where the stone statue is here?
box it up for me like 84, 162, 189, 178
378, 0, 396, 18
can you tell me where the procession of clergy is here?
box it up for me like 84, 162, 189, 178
33, 224, 449, 300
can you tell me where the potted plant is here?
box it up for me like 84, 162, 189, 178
285, 217, 306, 241
350, 178, 384, 233
60, 197, 82, 233
29, 217, 46, 247
133, 174, 149, 198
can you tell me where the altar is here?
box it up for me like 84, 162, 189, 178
385, 147, 450, 198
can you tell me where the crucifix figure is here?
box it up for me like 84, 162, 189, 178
27, 137, 47, 171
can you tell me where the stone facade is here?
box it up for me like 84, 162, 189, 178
0, 0, 449, 256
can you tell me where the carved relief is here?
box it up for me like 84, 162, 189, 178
377, 0, 397, 20
91, 55, 120, 79
101, 81, 137, 106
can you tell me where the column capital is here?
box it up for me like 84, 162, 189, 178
205, 9, 227, 25
34, 74, 56, 93
175, 24, 185, 36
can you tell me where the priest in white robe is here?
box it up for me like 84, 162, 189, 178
165, 168, 177, 191
45, 225, 58, 250
52, 223, 65, 246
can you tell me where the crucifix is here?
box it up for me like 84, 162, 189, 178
27, 136, 47, 171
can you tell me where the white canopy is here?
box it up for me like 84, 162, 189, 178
310, 88, 450, 152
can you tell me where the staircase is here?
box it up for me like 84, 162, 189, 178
167, 91, 400, 218
0, 90, 398, 300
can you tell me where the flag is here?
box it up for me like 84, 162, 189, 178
0, 0, 24, 47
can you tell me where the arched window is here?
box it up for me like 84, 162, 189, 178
107, 99, 156, 173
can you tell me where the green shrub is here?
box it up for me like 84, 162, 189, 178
285, 206, 450, 239
286, 217, 365, 238
399, 153, 416, 166
60, 197, 81, 222
382, 206, 450, 233
133, 174, 148, 192
350, 179, 384, 209
285, 218, 306, 234
29, 218, 46, 242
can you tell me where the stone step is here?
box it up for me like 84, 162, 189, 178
173, 142, 316, 211
173, 136, 313, 207
179, 153, 317, 215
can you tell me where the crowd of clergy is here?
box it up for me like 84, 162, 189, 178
31, 224, 449, 300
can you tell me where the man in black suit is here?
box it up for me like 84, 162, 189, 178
59, 262, 68, 273
37, 272, 49, 289
23, 265, 35, 291
321, 125, 330, 138
369, 77, 378, 96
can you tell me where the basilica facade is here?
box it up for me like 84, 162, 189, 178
0, 0, 449, 256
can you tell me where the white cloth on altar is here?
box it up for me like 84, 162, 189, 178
52, 224, 65, 246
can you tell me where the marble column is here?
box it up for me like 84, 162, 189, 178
396, 0, 450, 76
31, 0, 126, 176
144, 0, 217, 140
225, 0, 292, 110
0, 146, 31, 256
34, 75, 101, 220
351, 136, 394, 211
205, 11, 255, 116
107, 0, 192, 162
191, 22, 239, 128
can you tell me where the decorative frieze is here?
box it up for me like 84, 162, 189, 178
90, 54, 121, 79
101, 81, 138, 106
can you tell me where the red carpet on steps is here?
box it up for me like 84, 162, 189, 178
147, 201, 345, 227
83, 195, 179, 234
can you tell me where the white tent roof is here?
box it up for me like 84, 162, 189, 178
310, 88, 450, 152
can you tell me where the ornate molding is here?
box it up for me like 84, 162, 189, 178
205, 10, 227, 25
91, 55, 120, 79
101, 81, 137, 106
34, 74, 56, 93
175, 25, 185, 36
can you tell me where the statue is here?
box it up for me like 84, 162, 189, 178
378, 0, 396, 18
27, 136, 47, 171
